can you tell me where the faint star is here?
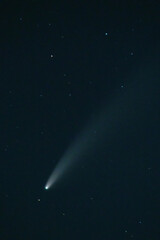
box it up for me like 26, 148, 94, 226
60, 211, 66, 216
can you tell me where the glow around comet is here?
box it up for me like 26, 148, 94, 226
44, 74, 153, 190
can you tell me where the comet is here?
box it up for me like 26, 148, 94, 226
44, 70, 155, 190
44, 105, 112, 190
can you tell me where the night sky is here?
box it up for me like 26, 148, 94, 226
1, 1, 160, 240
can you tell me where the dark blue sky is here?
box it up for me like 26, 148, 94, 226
1, 1, 160, 239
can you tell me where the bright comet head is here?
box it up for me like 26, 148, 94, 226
45, 186, 49, 190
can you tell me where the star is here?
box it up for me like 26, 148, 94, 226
60, 211, 66, 216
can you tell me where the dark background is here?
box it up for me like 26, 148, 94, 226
0, 1, 160, 239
